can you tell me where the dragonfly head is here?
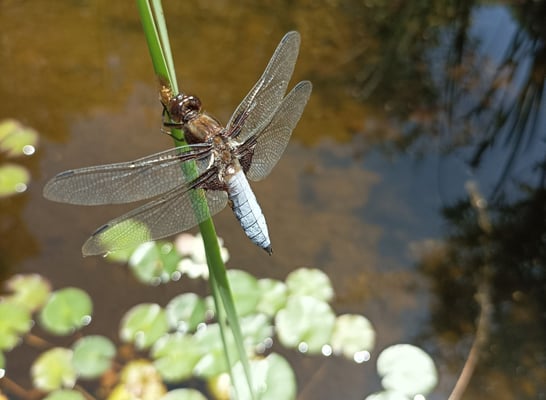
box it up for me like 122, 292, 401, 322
168, 94, 202, 124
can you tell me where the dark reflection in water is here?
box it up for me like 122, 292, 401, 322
0, 0, 545, 399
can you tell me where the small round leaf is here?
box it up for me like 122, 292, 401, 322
72, 335, 116, 379
0, 301, 32, 350
227, 269, 261, 316
4, 273, 51, 312
39, 288, 92, 335
31, 348, 75, 391
0, 163, 30, 197
151, 333, 202, 382
165, 293, 206, 332
331, 314, 375, 361
129, 242, 181, 285
160, 389, 207, 400
286, 268, 334, 302
43, 389, 86, 400
256, 279, 288, 316
119, 303, 168, 349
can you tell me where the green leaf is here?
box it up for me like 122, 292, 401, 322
331, 314, 375, 361
227, 269, 261, 316
72, 335, 116, 379
256, 279, 288, 316
4, 273, 51, 312
39, 288, 92, 335
377, 344, 438, 396
31, 348, 76, 391
0, 351, 5, 372
193, 323, 235, 377
165, 293, 207, 332
0, 119, 38, 158
231, 353, 296, 400
0, 301, 32, 350
119, 303, 168, 350
151, 333, 202, 382
365, 390, 410, 400
285, 268, 334, 302
240, 314, 273, 352
43, 389, 86, 400
129, 242, 182, 285
160, 389, 207, 400
0, 163, 30, 197
275, 296, 335, 354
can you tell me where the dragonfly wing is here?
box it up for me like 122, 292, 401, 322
244, 81, 312, 181
82, 178, 228, 256
226, 31, 301, 144
43, 144, 213, 205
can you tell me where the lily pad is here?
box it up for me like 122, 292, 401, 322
151, 333, 202, 382
365, 390, 410, 400
275, 296, 335, 354
72, 335, 116, 379
119, 303, 168, 350
0, 163, 30, 197
31, 347, 76, 391
165, 293, 207, 332
227, 269, 261, 316
0, 301, 33, 350
285, 268, 334, 302
160, 389, 207, 400
377, 344, 438, 397
43, 389, 86, 400
231, 353, 296, 400
129, 241, 181, 285
0, 119, 38, 157
240, 313, 274, 351
256, 279, 288, 316
39, 288, 92, 335
193, 323, 235, 377
4, 274, 51, 312
331, 314, 375, 361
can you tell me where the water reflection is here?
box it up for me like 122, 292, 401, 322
0, 0, 545, 399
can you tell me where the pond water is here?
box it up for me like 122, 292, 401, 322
1, 1, 545, 399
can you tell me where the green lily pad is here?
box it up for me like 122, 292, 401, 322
231, 353, 296, 400
285, 268, 334, 302
119, 303, 168, 349
151, 333, 202, 382
0, 301, 32, 350
331, 314, 375, 361
31, 347, 76, 391
109, 360, 166, 400
0, 163, 30, 197
4, 274, 51, 312
165, 293, 207, 332
377, 344, 438, 397
193, 323, 235, 377
129, 242, 181, 285
275, 296, 335, 354
43, 389, 86, 400
256, 279, 288, 316
39, 288, 92, 335
0, 119, 38, 158
240, 314, 273, 352
0, 351, 5, 373
227, 269, 261, 316
160, 389, 207, 400
72, 335, 116, 379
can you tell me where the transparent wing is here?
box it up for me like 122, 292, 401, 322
226, 31, 301, 144
43, 144, 213, 205
244, 81, 312, 181
82, 180, 228, 256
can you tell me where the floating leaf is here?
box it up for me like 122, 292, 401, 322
275, 296, 335, 354
231, 353, 296, 400
377, 344, 438, 397
240, 314, 273, 352
227, 269, 261, 316
151, 333, 202, 382
0, 163, 30, 197
119, 303, 168, 350
165, 293, 207, 332
0, 119, 38, 158
160, 388, 207, 400
31, 348, 75, 391
129, 242, 181, 285
39, 288, 92, 335
0, 301, 32, 351
4, 274, 51, 312
193, 324, 234, 377
72, 335, 116, 379
0, 351, 5, 372
285, 268, 334, 302
109, 360, 166, 400
331, 314, 375, 361
43, 389, 86, 400
256, 279, 288, 316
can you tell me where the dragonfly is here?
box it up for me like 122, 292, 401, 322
43, 31, 312, 256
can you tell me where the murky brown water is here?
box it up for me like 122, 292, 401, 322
1, 1, 545, 399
